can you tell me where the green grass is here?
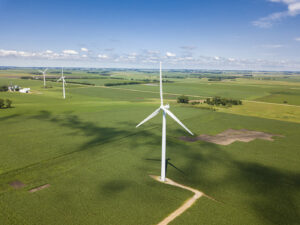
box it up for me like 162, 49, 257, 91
255, 91, 300, 106
0, 76, 300, 225
191, 101, 300, 123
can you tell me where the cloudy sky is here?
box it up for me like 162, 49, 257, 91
0, 0, 300, 70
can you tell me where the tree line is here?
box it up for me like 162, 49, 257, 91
205, 96, 242, 106
177, 95, 242, 107
0, 85, 8, 92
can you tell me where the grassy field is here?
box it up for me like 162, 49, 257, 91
0, 70, 300, 225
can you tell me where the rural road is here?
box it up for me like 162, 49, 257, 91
150, 175, 204, 225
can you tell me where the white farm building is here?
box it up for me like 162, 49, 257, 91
19, 88, 30, 93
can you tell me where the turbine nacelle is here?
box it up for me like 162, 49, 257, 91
136, 65, 194, 133
162, 104, 170, 110
39, 68, 48, 74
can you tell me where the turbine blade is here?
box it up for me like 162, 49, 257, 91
57, 77, 62, 82
44, 68, 48, 73
160, 62, 163, 105
136, 107, 161, 128
38, 70, 43, 73
163, 108, 194, 135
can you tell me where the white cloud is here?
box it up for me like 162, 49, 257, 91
1, 48, 300, 70
0, 49, 35, 57
295, 37, 300, 41
0, 49, 82, 60
98, 54, 109, 59
62, 49, 78, 55
166, 52, 176, 57
81, 48, 88, 52
253, 0, 300, 28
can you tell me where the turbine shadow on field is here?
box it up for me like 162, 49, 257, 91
30, 111, 164, 155
145, 158, 186, 176
0, 114, 21, 122
101, 180, 132, 195
176, 140, 300, 224
30, 110, 134, 151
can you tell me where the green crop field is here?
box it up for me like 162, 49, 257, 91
0, 69, 300, 225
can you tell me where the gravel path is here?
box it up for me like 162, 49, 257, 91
150, 175, 204, 225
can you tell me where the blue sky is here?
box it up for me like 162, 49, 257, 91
0, 0, 300, 70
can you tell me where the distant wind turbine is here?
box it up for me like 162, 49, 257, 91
57, 68, 66, 99
136, 62, 194, 182
39, 68, 48, 88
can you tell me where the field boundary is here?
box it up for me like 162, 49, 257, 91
73, 84, 300, 108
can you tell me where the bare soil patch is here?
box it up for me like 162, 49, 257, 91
9, 180, 25, 189
29, 184, 50, 193
180, 129, 283, 145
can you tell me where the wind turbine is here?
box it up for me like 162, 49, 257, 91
136, 62, 194, 182
57, 68, 66, 99
39, 68, 48, 88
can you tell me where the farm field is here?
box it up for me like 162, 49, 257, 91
0, 69, 300, 225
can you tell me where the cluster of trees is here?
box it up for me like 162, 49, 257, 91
129, 78, 174, 83
0, 99, 12, 109
49, 71, 72, 74
105, 79, 174, 87
177, 95, 242, 107
66, 81, 94, 86
104, 81, 143, 86
0, 85, 8, 92
177, 95, 189, 104
205, 97, 242, 106
152, 79, 174, 83
21, 76, 34, 80
165, 76, 185, 79
207, 76, 238, 81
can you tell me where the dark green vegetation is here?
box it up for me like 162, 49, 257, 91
0, 68, 300, 225
104, 81, 147, 86
205, 97, 242, 107
177, 95, 189, 104
0, 98, 12, 108
0, 85, 8, 92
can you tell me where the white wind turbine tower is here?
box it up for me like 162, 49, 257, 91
39, 68, 48, 88
136, 62, 194, 182
57, 68, 66, 99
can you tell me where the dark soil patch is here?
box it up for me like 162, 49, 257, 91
9, 180, 25, 189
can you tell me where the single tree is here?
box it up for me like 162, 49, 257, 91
6, 99, 12, 108
0, 85, 8, 92
177, 95, 189, 104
